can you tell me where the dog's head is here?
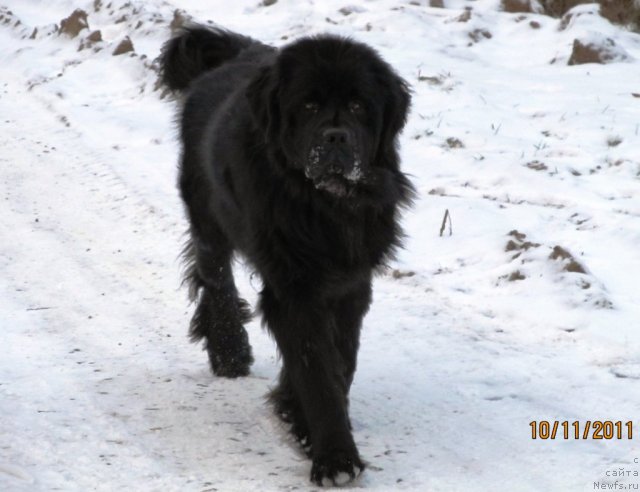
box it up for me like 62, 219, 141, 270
247, 36, 410, 198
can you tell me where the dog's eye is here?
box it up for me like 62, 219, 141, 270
304, 102, 319, 113
348, 101, 364, 114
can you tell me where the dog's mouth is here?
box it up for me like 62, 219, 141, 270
304, 147, 363, 197
314, 174, 351, 196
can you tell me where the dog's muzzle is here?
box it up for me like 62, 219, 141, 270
304, 128, 363, 196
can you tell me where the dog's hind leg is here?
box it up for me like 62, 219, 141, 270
269, 370, 312, 455
183, 226, 254, 377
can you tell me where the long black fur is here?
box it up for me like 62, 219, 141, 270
160, 24, 414, 486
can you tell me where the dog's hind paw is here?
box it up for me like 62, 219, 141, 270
310, 450, 364, 487
208, 345, 254, 378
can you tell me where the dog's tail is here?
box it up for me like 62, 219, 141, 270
159, 25, 256, 92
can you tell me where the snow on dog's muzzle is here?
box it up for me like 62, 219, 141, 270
304, 143, 363, 197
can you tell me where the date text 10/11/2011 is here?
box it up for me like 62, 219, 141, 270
530, 421, 633, 440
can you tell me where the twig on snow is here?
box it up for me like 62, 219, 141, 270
439, 209, 452, 237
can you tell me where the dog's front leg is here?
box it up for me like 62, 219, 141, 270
260, 286, 364, 486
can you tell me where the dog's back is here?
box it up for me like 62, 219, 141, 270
159, 25, 274, 175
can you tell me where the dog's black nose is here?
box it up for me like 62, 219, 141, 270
322, 128, 351, 146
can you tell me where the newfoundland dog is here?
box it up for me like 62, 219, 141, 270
160, 25, 414, 486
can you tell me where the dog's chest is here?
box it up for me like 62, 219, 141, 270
289, 208, 385, 269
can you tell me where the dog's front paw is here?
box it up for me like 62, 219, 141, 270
310, 449, 364, 487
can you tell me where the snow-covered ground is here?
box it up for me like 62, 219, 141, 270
1, 0, 639, 490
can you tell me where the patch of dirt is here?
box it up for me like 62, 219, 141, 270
501, 0, 536, 13
501, 232, 612, 309
508, 230, 527, 242
445, 137, 465, 149
78, 30, 103, 51
87, 30, 102, 42
450, 8, 472, 23
113, 36, 134, 56
539, 0, 590, 17
508, 270, 526, 281
468, 29, 492, 43
0, 7, 21, 28
549, 246, 586, 273
526, 160, 548, 171
600, 0, 640, 30
428, 187, 447, 196
594, 298, 614, 309
544, 0, 640, 30
568, 37, 630, 65
413, 129, 434, 140
170, 9, 191, 33
391, 269, 416, 279
60, 9, 89, 38
606, 135, 623, 147
505, 230, 540, 259
1, 7, 58, 40
498, 269, 527, 284
558, 5, 597, 30
418, 74, 444, 85
417, 71, 457, 92
568, 213, 592, 230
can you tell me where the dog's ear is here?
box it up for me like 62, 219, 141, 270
374, 68, 411, 167
246, 65, 280, 142
380, 73, 411, 151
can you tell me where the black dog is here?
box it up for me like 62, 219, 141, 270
160, 25, 414, 486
